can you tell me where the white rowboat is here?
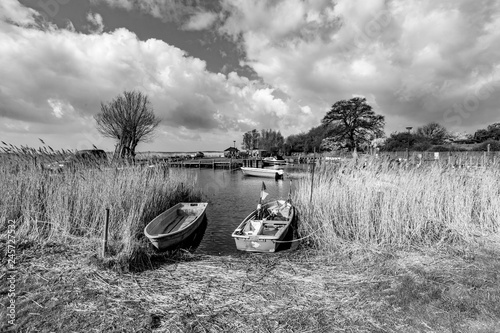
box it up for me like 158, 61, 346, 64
144, 202, 208, 250
232, 200, 295, 253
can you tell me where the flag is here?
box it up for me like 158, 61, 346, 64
260, 181, 268, 201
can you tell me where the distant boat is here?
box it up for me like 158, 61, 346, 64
263, 157, 287, 166
241, 167, 284, 179
232, 199, 295, 253
144, 202, 208, 250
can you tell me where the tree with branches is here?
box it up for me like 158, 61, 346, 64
415, 122, 448, 145
94, 91, 160, 159
322, 97, 385, 151
242, 129, 261, 150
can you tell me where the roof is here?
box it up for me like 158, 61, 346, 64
224, 147, 239, 151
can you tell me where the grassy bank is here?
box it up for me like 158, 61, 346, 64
0, 147, 201, 270
3, 241, 500, 332
2, 150, 500, 331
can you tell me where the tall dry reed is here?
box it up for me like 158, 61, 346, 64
0, 144, 201, 270
293, 158, 500, 252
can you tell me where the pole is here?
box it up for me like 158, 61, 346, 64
310, 148, 316, 203
102, 208, 110, 257
406, 127, 412, 162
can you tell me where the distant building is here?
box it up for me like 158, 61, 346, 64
224, 147, 239, 158
249, 149, 268, 158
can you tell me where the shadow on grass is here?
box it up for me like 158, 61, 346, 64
90, 216, 208, 273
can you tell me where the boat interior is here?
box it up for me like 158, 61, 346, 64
150, 208, 201, 235
241, 220, 288, 237
240, 203, 292, 237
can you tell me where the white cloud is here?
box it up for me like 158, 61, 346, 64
182, 11, 218, 31
4, 0, 500, 151
0, 0, 38, 26
0, 1, 304, 150
218, 0, 500, 133
86, 12, 104, 34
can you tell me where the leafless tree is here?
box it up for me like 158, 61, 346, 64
94, 91, 160, 159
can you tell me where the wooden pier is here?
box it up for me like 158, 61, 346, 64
242, 159, 265, 168
166, 158, 243, 169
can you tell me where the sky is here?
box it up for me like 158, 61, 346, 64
1, 0, 500, 152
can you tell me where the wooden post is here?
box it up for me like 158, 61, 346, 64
487, 144, 491, 166
102, 208, 110, 257
310, 148, 316, 203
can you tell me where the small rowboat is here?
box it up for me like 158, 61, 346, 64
231, 200, 295, 253
144, 202, 208, 250
241, 167, 284, 179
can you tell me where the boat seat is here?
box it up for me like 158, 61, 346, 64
244, 220, 263, 236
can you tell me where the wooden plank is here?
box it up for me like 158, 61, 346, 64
164, 214, 188, 233
178, 214, 197, 230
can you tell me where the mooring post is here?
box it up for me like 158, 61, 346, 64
310, 148, 316, 203
102, 208, 110, 257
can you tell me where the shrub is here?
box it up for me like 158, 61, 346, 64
474, 140, 500, 151
427, 145, 450, 152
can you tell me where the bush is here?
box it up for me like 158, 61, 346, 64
413, 142, 432, 151
475, 140, 500, 151
427, 145, 450, 152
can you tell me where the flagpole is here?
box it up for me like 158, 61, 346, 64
258, 181, 267, 219
287, 179, 292, 203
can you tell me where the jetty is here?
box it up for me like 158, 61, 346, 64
167, 158, 242, 169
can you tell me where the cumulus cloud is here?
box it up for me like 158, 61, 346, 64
0, 0, 303, 150
4, 0, 500, 151
182, 11, 218, 31
0, 0, 38, 26
86, 12, 104, 34
217, 0, 500, 133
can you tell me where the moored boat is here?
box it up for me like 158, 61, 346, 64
241, 167, 284, 179
262, 157, 287, 166
232, 199, 295, 253
144, 202, 208, 250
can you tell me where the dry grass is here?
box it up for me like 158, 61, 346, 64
0, 143, 201, 271
293, 159, 500, 252
2, 240, 499, 332
2, 147, 500, 332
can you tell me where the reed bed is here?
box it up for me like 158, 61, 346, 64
0, 144, 201, 270
293, 159, 500, 252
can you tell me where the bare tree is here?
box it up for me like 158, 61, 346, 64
94, 91, 160, 158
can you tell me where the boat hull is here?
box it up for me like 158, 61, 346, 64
241, 167, 284, 179
144, 202, 208, 250
232, 200, 294, 253
262, 158, 287, 166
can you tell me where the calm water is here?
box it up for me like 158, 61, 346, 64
170, 165, 309, 255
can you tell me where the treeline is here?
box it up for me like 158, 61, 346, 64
383, 122, 500, 152
242, 129, 285, 155
241, 97, 500, 154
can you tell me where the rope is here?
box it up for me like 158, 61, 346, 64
273, 223, 329, 243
